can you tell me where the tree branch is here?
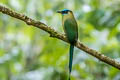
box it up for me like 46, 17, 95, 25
0, 5, 120, 69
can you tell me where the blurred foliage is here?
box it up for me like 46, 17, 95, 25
0, 0, 120, 80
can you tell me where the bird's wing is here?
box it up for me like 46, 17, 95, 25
64, 19, 78, 43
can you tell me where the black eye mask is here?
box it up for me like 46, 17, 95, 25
63, 11, 68, 13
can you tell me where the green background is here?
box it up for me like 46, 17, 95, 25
0, 0, 120, 80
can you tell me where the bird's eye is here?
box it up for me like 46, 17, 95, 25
63, 11, 68, 14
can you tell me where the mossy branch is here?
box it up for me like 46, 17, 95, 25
0, 5, 120, 69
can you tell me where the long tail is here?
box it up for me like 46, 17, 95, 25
69, 44, 74, 80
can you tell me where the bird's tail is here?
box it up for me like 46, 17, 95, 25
69, 44, 74, 80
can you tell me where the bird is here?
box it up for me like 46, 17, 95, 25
57, 9, 78, 80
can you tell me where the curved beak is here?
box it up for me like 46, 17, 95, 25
57, 10, 62, 13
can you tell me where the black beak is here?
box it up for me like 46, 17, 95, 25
57, 10, 62, 13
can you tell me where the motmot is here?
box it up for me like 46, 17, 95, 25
57, 9, 78, 80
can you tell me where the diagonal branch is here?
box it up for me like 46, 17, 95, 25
0, 5, 120, 69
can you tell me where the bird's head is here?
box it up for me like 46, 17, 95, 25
57, 9, 72, 15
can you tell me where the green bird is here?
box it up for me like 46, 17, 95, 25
57, 9, 78, 80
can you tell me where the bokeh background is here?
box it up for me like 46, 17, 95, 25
0, 0, 120, 80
